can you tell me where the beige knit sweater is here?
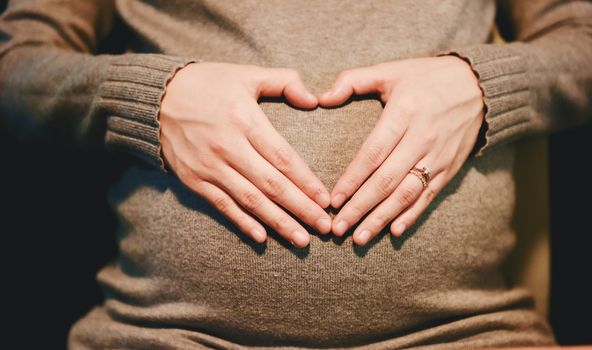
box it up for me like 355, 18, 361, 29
1, 1, 591, 349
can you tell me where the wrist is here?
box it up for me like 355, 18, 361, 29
443, 54, 488, 157
157, 61, 202, 173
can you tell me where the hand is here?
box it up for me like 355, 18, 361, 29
159, 62, 332, 248
318, 56, 485, 245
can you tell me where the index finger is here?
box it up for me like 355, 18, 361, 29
330, 100, 407, 208
245, 103, 331, 208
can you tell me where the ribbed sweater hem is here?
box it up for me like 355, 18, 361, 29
100, 54, 201, 172
437, 43, 531, 157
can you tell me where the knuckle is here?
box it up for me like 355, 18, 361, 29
374, 173, 397, 196
372, 213, 391, 229
241, 191, 264, 211
421, 130, 438, 148
396, 186, 419, 207
174, 161, 195, 182
184, 173, 206, 192
382, 120, 403, 140
227, 108, 254, 131
349, 204, 365, 220
212, 195, 233, 214
242, 118, 257, 137
271, 146, 293, 172
195, 156, 219, 181
226, 102, 244, 120
397, 95, 421, 120
243, 115, 261, 138
208, 138, 229, 156
228, 112, 249, 130
365, 144, 386, 167
425, 185, 437, 202
269, 215, 287, 232
261, 175, 286, 199
341, 176, 360, 193
177, 159, 207, 183
293, 206, 312, 222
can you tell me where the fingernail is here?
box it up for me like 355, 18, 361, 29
292, 230, 309, 247
334, 219, 349, 236
250, 227, 266, 242
316, 217, 332, 234
316, 191, 331, 207
332, 193, 346, 208
394, 223, 406, 236
357, 229, 370, 245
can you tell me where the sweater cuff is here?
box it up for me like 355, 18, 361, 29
436, 43, 532, 157
99, 54, 199, 172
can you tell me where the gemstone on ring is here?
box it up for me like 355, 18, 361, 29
409, 166, 430, 188
420, 167, 430, 182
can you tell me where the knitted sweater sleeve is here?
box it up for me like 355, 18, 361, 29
0, 0, 198, 171
436, 0, 592, 157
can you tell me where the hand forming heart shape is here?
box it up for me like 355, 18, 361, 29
318, 55, 485, 246
159, 56, 484, 248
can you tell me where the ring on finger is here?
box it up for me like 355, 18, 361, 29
409, 166, 430, 188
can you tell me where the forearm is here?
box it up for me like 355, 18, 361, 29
0, 45, 195, 170
0, 0, 197, 170
437, 1, 592, 157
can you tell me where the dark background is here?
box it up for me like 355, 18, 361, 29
1, 2, 591, 349
548, 123, 592, 344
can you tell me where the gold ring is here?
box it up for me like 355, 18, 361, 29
409, 166, 430, 188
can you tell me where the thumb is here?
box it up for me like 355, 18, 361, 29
257, 68, 318, 108
319, 67, 386, 106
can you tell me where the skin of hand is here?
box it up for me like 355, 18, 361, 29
159, 62, 332, 248
318, 55, 485, 246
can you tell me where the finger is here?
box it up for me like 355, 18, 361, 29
213, 164, 311, 248
330, 100, 406, 209
227, 136, 332, 234
390, 173, 446, 237
257, 67, 318, 108
246, 103, 331, 208
318, 66, 386, 106
192, 180, 267, 243
332, 134, 425, 237
351, 162, 440, 246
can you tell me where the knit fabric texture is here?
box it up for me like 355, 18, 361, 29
1, 0, 591, 348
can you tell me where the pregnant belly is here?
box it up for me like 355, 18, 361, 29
98, 98, 521, 347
